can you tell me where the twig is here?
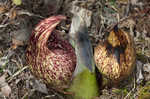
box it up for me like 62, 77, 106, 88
44, 94, 56, 98
17, 10, 45, 19
7, 66, 29, 83
124, 74, 136, 99
0, 49, 14, 67
21, 89, 35, 99
0, 24, 9, 28
51, 89, 65, 99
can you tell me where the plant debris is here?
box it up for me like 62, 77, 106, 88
0, 0, 149, 99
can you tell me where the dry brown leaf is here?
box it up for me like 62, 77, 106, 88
0, 74, 11, 97
11, 16, 32, 49
143, 63, 150, 73
1, 85, 11, 97
136, 61, 144, 84
32, 80, 48, 94
42, 0, 63, 15
11, 38, 24, 49
0, 5, 6, 14
9, 9, 17, 20
131, 0, 138, 5
71, 5, 92, 27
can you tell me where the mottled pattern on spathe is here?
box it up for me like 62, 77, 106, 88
27, 33, 76, 86
95, 43, 121, 81
26, 16, 76, 88
94, 28, 136, 83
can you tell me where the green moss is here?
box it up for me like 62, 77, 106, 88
138, 83, 150, 99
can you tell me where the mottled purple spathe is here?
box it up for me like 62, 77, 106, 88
26, 15, 76, 88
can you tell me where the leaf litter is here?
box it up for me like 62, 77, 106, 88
0, 0, 149, 99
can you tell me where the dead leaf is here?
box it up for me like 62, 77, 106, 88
1, 85, 11, 97
0, 5, 6, 14
130, 0, 138, 5
136, 61, 144, 84
11, 38, 24, 49
43, 0, 63, 14
71, 5, 92, 27
32, 80, 48, 94
143, 63, 150, 73
9, 9, 17, 20
11, 16, 32, 49
0, 74, 11, 97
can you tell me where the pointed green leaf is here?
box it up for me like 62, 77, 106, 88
68, 69, 99, 99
